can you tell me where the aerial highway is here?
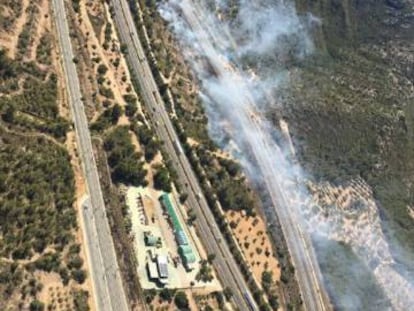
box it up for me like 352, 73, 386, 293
51, 0, 129, 310
110, 0, 258, 310
166, 1, 333, 310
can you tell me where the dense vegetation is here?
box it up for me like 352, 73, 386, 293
73, 289, 90, 311
0, 134, 75, 254
274, 0, 414, 307
0, 129, 86, 306
174, 291, 190, 311
131, 123, 161, 162
90, 103, 122, 132
0, 27, 86, 307
104, 126, 148, 186
0, 1, 23, 31
16, 1, 39, 60
0, 55, 70, 140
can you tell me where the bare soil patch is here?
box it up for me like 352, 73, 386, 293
0, 0, 29, 58
226, 211, 281, 285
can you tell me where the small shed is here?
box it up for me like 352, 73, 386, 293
178, 245, 196, 268
147, 261, 158, 280
157, 255, 168, 279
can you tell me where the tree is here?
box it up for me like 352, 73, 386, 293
179, 192, 188, 204
1, 104, 15, 123
30, 300, 44, 311
196, 260, 213, 283
73, 290, 90, 311
159, 288, 173, 302
104, 126, 147, 186
110, 104, 122, 124
259, 303, 272, 311
153, 167, 172, 192
223, 287, 233, 300
187, 208, 197, 226
0, 50, 16, 78
174, 291, 189, 310
214, 291, 225, 308
261, 270, 273, 292
59, 267, 70, 285
125, 101, 137, 117
144, 289, 157, 304
207, 253, 216, 264
72, 269, 86, 284
97, 64, 108, 75
120, 44, 128, 54
268, 294, 279, 310
144, 139, 159, 162
67, 254, 83, 269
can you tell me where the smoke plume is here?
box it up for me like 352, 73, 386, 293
158, 0, 414, 309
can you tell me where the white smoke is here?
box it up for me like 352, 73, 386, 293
158, 0, 414, 309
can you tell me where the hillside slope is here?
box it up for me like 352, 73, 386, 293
276, 0, 414, 308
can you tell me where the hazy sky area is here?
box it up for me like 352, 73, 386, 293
159, 0, 414, 309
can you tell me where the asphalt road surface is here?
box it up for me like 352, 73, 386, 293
161, 1, 332, 310
51, 1, 129, 310
110, 0, 258, 310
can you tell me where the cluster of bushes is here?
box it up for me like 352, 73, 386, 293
0, 133, 76, 258
72, 289, 90, 311
261, 271, 280, 310
28, 247, 86, 285
0, 130, 88, 304
0, 8, 92, 308
285, 44, 414, 280
123, 94, 138, 117
104, 126, 147, 186
103, 22, 112, 50
36, 33, 52, 65
0, 50, 17, 79
0, 62, 71, 140
72, 0, 81, 13
131, 123, 160, 162
153, 164, 172, 193
90, 103, 122, 132
144, 288, 189, 311
16, 2, 39, 59
196, 260, 214, 283
12, 74, 58, 118
1, 103, 70, 139
0, 1, 23, 31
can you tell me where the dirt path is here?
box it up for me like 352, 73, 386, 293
28, 0, 49, 61
0, 120, 64, 147
0, 0, 29, 58
78, 1, 131, 110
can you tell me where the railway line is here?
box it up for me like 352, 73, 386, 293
110, 0, 259, 310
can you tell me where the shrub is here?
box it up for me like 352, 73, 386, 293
153, 166, 172, 192
97, 64, 108, 75
174, 291, 189, 310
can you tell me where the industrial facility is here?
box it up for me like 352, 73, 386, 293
126, 187, 213, 289
159, 193, 197, 270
